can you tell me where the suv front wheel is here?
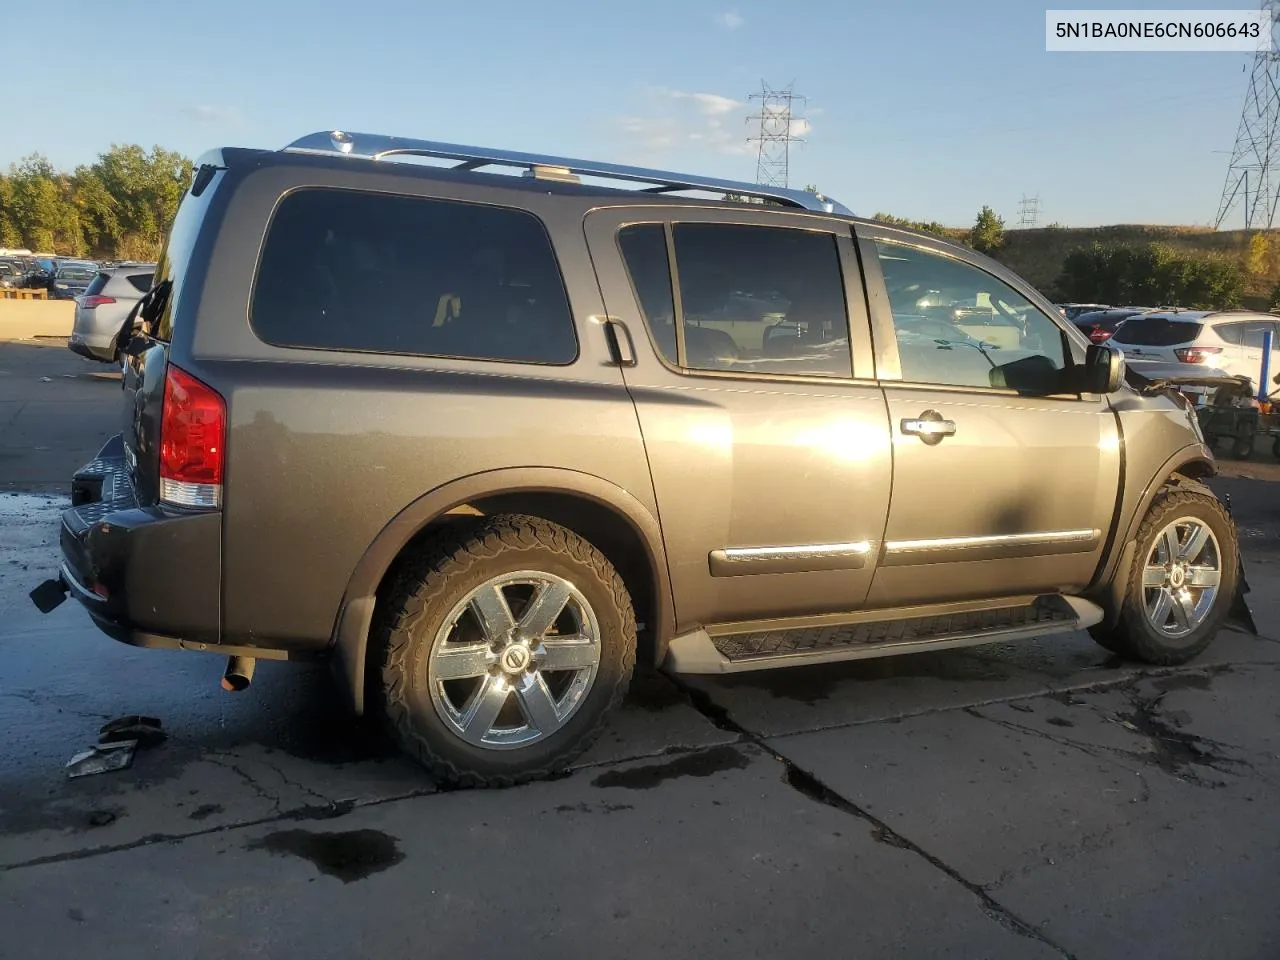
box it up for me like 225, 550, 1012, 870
376, 515, 636, 787
1091, 485, 1239, 665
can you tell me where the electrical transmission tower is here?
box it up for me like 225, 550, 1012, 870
1215, 0, 1280, 230
747, 83, 806, 188
1018, 194, 1041, 228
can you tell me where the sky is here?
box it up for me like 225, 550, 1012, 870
2, 0, 1258, 228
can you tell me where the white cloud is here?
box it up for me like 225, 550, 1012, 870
715, 10, 744, 29
182, 105, 242, 126
661, 90, 742, 116
613, 87, 761, 161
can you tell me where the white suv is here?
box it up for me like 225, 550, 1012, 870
1108, 310, 1280, 393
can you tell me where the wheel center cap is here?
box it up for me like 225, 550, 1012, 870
1169, 565, 1186, 589
500, 644, 531, 674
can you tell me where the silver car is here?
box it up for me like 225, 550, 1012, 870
68, 263, 154, 362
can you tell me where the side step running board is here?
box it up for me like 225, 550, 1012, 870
663, 596, 1103, 674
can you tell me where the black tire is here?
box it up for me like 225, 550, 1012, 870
1272, 435, 1280, 460
374, 514, 635, 788
1090, 486, 1238, 665
1232, 435, 1254, 460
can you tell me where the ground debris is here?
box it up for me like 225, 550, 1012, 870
66, 741, 136, 779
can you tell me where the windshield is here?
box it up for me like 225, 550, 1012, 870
56, 264, 97, 280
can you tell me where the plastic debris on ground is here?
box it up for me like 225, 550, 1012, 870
66, 741, 137, 778
65, 716, 166, 778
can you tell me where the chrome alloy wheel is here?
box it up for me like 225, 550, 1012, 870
427, 571, 602, 750
1141, 516, 1222, 639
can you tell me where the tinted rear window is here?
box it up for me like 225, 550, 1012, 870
1115, 317, 1203, 346
83, 272, 109, 296
250, 188, 577, 365
126, 273, 153, 293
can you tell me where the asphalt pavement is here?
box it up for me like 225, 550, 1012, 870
3, 339, 1280, 959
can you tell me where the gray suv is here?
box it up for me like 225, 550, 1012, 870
55, 130, 1244, 786
69, 263, 155, 362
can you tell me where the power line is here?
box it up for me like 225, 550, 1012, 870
1018, 194, 1041, 228
747, 82, 805, 188
1215, 0, 1280, 230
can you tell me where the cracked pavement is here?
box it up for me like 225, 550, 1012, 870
2, 340, 1280, 958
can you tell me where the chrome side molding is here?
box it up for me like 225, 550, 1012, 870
709, 541, 872, 577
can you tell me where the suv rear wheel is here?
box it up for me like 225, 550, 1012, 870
1091, 486, 1238, 665
376, 514, 635, 787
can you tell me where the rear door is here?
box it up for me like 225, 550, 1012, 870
585, 206, 893, 630
1231, 319, 1280, 385
121, 165, 226, 505
857, 224, 1120, 607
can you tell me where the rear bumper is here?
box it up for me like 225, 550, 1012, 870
67, 326, 116, 362
60, 435, 224, 647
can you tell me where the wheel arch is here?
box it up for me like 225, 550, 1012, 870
1089, 445, 1216, 629
329, 468, 674, 715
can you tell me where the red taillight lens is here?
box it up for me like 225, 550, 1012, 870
1174, 346, 1222, 364
1088, 327, 1113, 343
79, 295, 116, 309
160, 365, 225, 503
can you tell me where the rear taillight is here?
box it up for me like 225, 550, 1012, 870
1088, 327, 1113, 343
79, 295, 116, 309
1174, 346, 1222, 364
159, 365, 225, 508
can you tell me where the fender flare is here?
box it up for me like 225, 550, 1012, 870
329, 467, 674, 715
1091, 444, 1215, 629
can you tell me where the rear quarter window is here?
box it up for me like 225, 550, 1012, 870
125, 273, 153, 293
250, 188, 578, 365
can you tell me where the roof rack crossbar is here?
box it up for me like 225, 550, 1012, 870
282, 130, 852, 216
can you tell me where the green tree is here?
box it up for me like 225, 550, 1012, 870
969, 205, 1005, 255
80, 145, 192, 259
1056, 242, 1242, 309
6, 154, 83, 254
1270, 281, 1280, 312
870, 211, 952, 239
0, 174, 22, 247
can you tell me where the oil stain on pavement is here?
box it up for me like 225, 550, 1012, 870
247, 828, 405, 883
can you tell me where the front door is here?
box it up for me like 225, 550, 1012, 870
856, 226, 1121, 608
584, 206, 892, 630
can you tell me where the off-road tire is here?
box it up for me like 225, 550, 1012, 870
374, 514, 635, 788
1090, 486, 1238, 665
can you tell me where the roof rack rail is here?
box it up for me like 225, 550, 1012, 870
282, 130, 852, 216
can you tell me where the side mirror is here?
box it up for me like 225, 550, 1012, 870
1085, 343, 1124, 394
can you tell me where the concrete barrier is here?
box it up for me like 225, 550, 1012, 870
0, 299, 73, 340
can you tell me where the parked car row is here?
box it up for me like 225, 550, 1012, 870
4, 256, 102, 299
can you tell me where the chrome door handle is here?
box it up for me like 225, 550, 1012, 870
901, 410, 956, 445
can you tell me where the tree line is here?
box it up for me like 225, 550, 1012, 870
0, 145, 192, 261
872, 206, 1244, 310
1, 150, 1248, 310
